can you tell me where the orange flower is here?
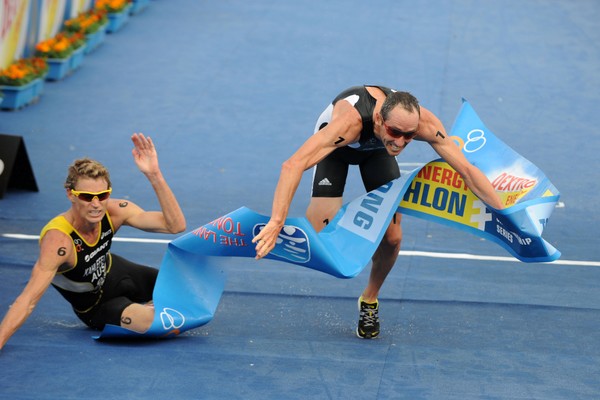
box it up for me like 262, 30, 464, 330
64, 9, 108, 34
95, 0, 130, 13
5, 65, 26, 79
36, 42, 51, 53
34, 31, 84, 59
0, 57, 47, 86
53, 38, 69, 52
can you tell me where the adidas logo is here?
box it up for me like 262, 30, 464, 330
318, 178, 332, 186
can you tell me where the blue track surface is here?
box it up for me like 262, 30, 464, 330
1, 1, 599, 399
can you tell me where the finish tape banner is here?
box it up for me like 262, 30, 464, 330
96, 173, 414, 339
399, 100, 560, 263
96, 101, 560, 339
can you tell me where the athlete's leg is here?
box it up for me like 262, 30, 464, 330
355, 151, 402, 338
309, 147, 352, 231
306, 197, 343, 232
110, 254, 157, 333
77, 296, 154, 333
358, 150, 402, 302
361, 212, 402, 302
77, 254, 158, 332
120, 302, 155, 333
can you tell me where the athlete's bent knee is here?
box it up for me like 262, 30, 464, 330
120, 303, 154, 333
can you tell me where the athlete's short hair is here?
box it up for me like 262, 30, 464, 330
380, 91, 420, 121
64, 158, 112, 190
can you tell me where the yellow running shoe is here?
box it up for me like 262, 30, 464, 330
356, 296, 379, 339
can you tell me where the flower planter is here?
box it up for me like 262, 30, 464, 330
107, 4, 133, 33
32, 77, 46, 98
69, 44, 87, 71
0, 78, 44, 110
85, 23, 108, 54
46, 57, 71, 81
130, 0, 150, 15
45, 45, 86, 81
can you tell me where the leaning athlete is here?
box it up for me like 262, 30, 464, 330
0, 133, 186, 351
252, 85, 503, 339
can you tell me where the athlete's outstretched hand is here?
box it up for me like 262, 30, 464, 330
131, 133, 160, 176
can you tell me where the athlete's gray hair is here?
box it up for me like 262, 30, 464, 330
64, 158, 112, 190
380, 91, 420, 121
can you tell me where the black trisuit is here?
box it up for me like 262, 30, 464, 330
40, 212, 157, 330
311, 85, 401, 198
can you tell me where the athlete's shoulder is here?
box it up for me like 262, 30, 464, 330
40, 215, 73, 240
333, 86, 368, 104
365, 85, 394, 96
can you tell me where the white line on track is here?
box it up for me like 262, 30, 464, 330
398, 250, 600, 267
2, 233, 171, 244
3, 233, 598, 267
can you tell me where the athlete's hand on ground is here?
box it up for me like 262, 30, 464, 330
252, 220, 282, 259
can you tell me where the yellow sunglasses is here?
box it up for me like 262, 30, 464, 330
71, 188, 112, 202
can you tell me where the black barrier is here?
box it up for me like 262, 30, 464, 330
0, 133, 38, 199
